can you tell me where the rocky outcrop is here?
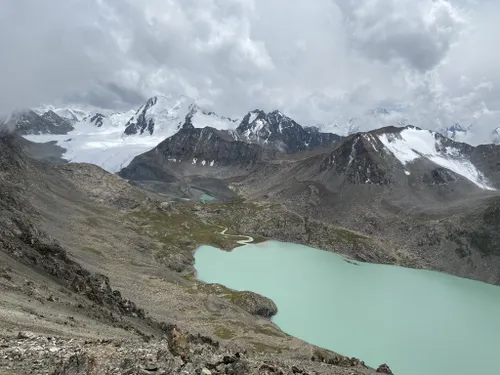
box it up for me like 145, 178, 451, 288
376, 363, 393, 374
89, 113, 105, 127
229, 290, 278, 318
0, 332, 378, 375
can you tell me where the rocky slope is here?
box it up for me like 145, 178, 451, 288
0, 131, 384, 375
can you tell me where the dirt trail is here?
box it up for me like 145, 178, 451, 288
220, 227, 254, 245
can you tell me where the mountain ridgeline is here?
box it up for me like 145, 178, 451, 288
5, 109, 74, 135
235, 109, 342, 153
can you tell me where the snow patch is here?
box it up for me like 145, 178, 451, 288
191, 111, 238, 130
253, 119, 265, 133
248, 112, 259, 124
378, 128, 494, 190
347, 138, 359, 167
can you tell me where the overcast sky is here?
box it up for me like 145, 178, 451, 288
1, 0, 499, 140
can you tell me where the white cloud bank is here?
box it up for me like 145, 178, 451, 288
1, 0, 499, 143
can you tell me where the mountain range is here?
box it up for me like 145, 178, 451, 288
6, 95, 498, 192
5, 96, 500, 274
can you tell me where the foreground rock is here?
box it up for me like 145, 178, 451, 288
0, 331, 384, 375
228, 290, 278, 318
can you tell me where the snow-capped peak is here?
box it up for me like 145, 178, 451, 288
123, 95, 238, 138
238, 109, 299, 138
123, 95, 196, 137
236, 109, 342, 153
378, 126, 494, 190
492, 127, 500, 144
34, 105, 90, 123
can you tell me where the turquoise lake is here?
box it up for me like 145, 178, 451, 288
194, 241, 500, 375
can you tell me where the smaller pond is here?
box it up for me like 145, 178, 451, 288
194, 240, 500, 375
200, 193, 217, 203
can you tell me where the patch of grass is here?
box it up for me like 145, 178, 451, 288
331, 228, 367, 245
126, 204, 267, 262
126, 209, 236, 256
84, 217, 100, 228
250, 341, 284, 354
251, 234, 270, 244
182, 272, 196, 282
81, 246, 102, 256
254, 325, 282, 337
215, 326, 236, 339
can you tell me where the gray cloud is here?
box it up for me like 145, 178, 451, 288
0, 0, 126, 113
1, 0, 500, 144
66, 82, 147, 110
335, 0, 465, 72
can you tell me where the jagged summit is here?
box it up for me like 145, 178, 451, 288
236, 109, 342, 153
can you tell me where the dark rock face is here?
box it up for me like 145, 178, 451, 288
156, 127, 271, 166
8, 110, 73, 135
124, 97, 158, 135
319, 134, 391, 185
89, 113, 105, 127
422, 168, 458, 186
120, 127, 273, 182
376, 363, 393, 374
236, 110, 342, 153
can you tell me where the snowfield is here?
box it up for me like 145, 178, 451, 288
378, 127, 495, 190
24, 120, 167, 173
